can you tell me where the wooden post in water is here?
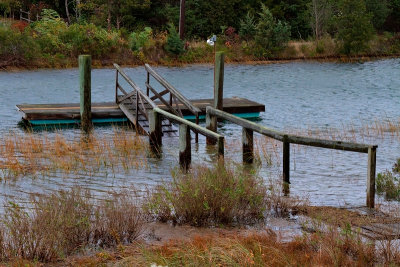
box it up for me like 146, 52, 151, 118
283, 135, 290, 194
217, 136, 225, 160
367, 146, 377, 208
242, 128, 254, 164
206, 51, 225, 145
148, 110, 162, 150
179, 124, 191, 170
79, 55, 92, 132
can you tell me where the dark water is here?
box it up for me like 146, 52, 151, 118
0, 59, 399, 208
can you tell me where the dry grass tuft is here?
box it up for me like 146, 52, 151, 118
0, 187, 146, 262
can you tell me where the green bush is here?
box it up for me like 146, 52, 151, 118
376, 158, 400, 200
129, 27, 152, 51
239, 12, 257, 41
165, 24, 184, 56
146, 162, 269, 226
0, 24, 39, 65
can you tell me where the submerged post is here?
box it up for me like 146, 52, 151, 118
206, 111, 217, 145
283, 136, 290, 194
179, 124, 191, 170
79, 55, 92, 132
242, 128, 254, 164
367, 146, 377, 208
148, 110, 162, 151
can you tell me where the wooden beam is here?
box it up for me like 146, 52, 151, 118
206, 111, 217, 145
207, 106, 373, 153
79, 55, 92, 132
242, 128, 253, 164
283, 136, 290, 192
154, 107, 222, 141
148, 109, 162, 149
367, 146, 377, 208
214, 52, 225, 111
179, 124, 191, 170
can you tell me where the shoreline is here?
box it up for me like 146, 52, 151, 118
1, 53, 399, 72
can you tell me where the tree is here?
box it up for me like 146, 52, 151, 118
165, 23, 184, 55
365, 0, 390, 30
254, 4, 291, 57
309, 0, 332, 39
336, 0, 374, 55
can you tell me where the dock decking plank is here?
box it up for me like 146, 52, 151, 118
17, 97, 265, 121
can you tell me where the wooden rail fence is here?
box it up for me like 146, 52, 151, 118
149, 107, 224, 170
19, 9, 40, 23
206, 106, 378, 208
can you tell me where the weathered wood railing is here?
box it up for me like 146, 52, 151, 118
114, 63, 157, 133
19, 9, 40, 23
150, 107, 224, 170
206, 106, 378, 208
145, 64, 201, 142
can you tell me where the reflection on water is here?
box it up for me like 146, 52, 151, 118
0, 59, 399, 208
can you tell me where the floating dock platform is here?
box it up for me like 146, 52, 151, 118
17, 97, 265, 126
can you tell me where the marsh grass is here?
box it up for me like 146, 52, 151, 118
128, 228, 379, 267
377, 158, 400, 200
0, 128, 148, 180
146, 161, 306, 227
0, 187, 146, 262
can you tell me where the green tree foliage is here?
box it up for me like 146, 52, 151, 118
239, 12, 257, 41
335, 0, 374, 54
365, 0, 390, 30
165, 23, 184, 55
254, 4, 291, 57
129, 27, 152, 51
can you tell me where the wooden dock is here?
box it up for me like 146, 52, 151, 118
17, 97, 265, 126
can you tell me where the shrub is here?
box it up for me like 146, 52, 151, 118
0, 24, 39, 66
129, 27, 152, 51
376, 158, 400, 200
146, 162, 269, 227
165, 23, 184, 56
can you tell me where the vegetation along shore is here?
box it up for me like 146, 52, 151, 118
1, 0, 400, 69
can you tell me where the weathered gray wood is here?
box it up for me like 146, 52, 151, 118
214, 52, 225, 111
154, 107, 222, 141
150, 89, 169, 101
115, 70, 118, 103
367, 146, 377, 208
206, 111, 217, 145
283, 137, 290, 186
114, 64, 157, 109
148, 110, 162, 149
79, 55, 92, 132
207, 106, 372, 153
146, 82, 180, 117
242, 128, 254, 164
145, 64, 201, 115
217, 136, 225, 159
179, 124, 191, 170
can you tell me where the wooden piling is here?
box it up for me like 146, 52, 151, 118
179, 124, 191, 170
283, 136, 290, 193
217, 136, 225, 159
79, 55, 92, 132
242, 128, 254, 164
367, 146, 377, 208
148, 110, 162, 150
206, 111, 217, 145
214, 51, 225, 111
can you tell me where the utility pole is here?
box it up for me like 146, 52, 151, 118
179, 0, 185, 39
